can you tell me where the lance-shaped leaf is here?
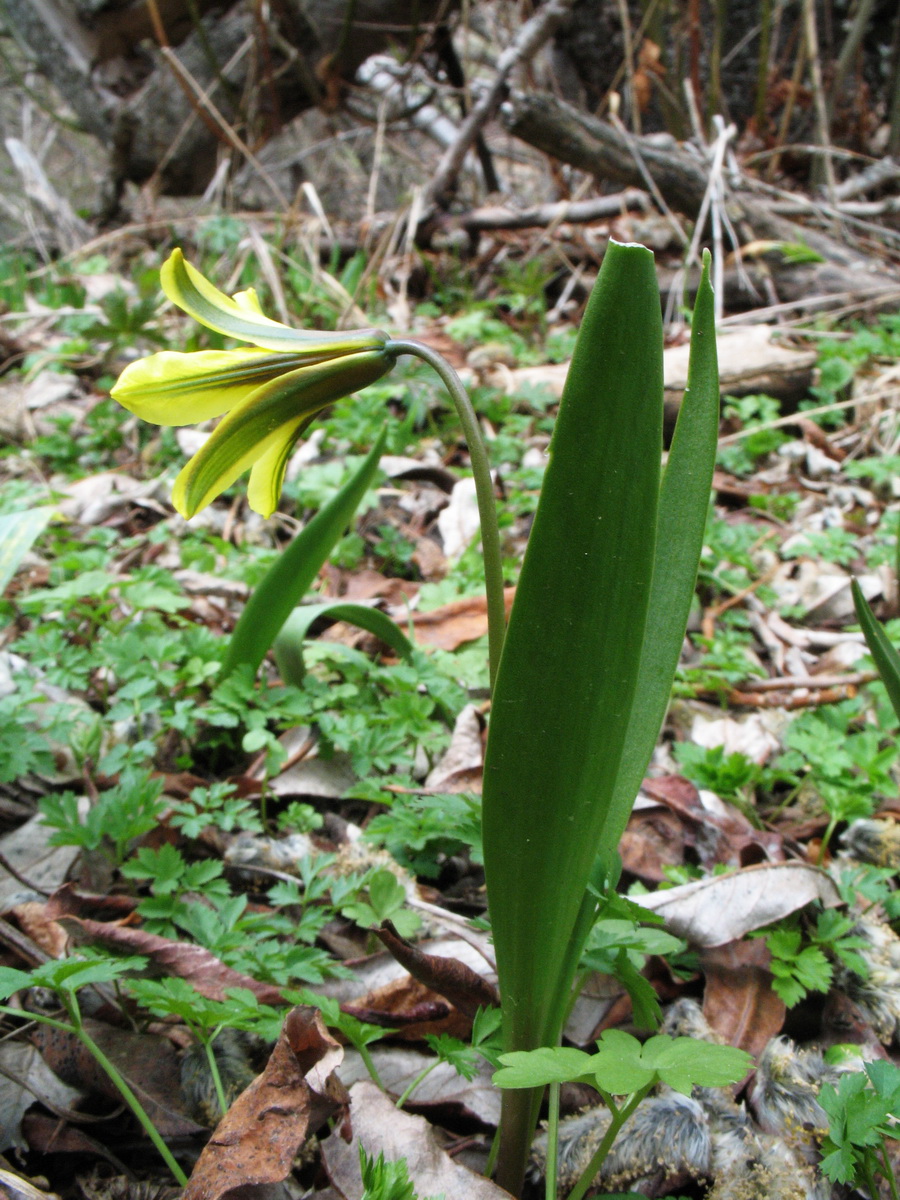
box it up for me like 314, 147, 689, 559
222, 430, 387, 679
482, 241, 664, 1189
601, 250, 719, 851
852, 579, 900, 724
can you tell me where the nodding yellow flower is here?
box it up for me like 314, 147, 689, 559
111, 249, 393, 519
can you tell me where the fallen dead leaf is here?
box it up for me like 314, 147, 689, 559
375, 921, 499, 1018
46, 888, 284, 1005
0, 1042, 83, 1152
701, 939, 786, 1058
183, 1007, 344, 1200
30, 1020, 205, 1138
339, 974, 467, 1040
425, 703, 484, 792
638, 861, 840, 946
321, 1080, 513, 1199
393, 588, 516, 652
338, 1047, 501, 1125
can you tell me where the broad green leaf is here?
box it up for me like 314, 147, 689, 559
602, 250, 720, 852
587, 1029, 657, 1094
171, 350, 392, 517
482, 242, 664, 1066
482, 242, 666, 1188
161, 249, 388, 355
0, 507, 54, 594
222, 429, 387, 678
492, 1047, 594, 1089
273, 601, 414, 686
852, 579, 900, 724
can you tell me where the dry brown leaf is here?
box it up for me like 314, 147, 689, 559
375, 921, 499, 1018
338, 1046, 501, 1125
340, 974, 467, 1040
394, 588, 516, 651
701, 939, 786, 1058
30, 1020, 205, 1138
46, 889, 283, 1005
8, 901, 68, 958
183, 1007, 344, 1200
425, 704, 484, 792
321, 1080, 513, 1200
638, 861, 840, 946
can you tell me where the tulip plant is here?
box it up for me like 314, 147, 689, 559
112, 241, 725, 1197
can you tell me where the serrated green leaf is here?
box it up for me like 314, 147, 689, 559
587, 1029, 657, 1094
493, 1046, 594, 1089
32, 956, 148, 992
0, 966, 33, 1000
819, 1143, 859, 1185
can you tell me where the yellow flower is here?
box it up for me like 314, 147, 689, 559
111, 249, 393, 518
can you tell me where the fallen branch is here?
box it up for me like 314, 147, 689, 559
501, 89, 900, 287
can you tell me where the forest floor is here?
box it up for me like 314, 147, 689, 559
2, 215, 900, 1200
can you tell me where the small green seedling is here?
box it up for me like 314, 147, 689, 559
39, 769, 165, 866
359, 1147, 441, 1200
127, 976, 285, 1118
395, 1006, 503, 1109
494, 1029, 750, 1200
293, 988, 396, 1091
819, 1059, 900, 1200
341, 867, 421, 939
752, 908, 869, 1008
0, 957, 188, 1185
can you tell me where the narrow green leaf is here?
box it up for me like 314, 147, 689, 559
603, 249, 720, 851
273, 602, 414, 687
222, 429, 387, 678
852, 578, 900, 724
483, 241, 664, 1061
0, 507, 54, 594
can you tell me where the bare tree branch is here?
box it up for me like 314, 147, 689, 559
423, 0, 577, 208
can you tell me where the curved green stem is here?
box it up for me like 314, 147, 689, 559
0, 1005, 188, 1186
566, 1086, 651, 1200
356, 1040, 387, 1091
879, 1140, 900, 1200
545, 1082, 561, 1200
396, 1060, 438, 1109
77, 1023, 190, 1187
387, 339, 506, 689
206, 1029, 230, 1120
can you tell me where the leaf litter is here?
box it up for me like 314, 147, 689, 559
1, 233, 900, 1200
